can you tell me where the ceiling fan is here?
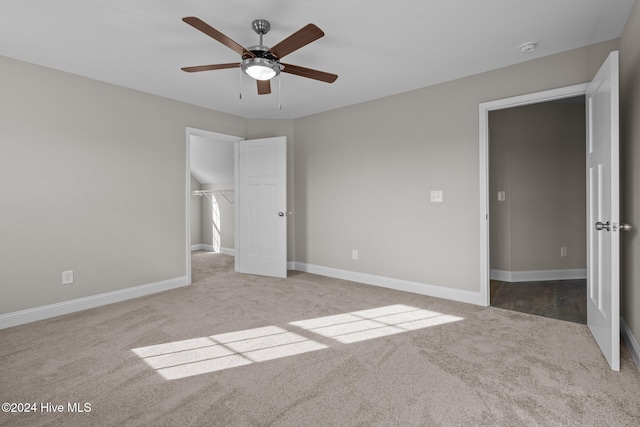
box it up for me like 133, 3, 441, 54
181, 17, 338, 95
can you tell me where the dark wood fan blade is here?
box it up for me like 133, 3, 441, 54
183, 17, 254, 58
281, 63, 338, 83
257, 80, 271, 95
181, 63, 240, 73
269, 24, 324, 59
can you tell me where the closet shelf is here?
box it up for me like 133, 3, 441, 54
192, 190, 234, 204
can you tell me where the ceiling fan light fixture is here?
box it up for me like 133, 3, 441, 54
241, 57, 281, 81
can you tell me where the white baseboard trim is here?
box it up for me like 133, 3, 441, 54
490, 269, 513, 281
0, 276, 188, 330
191, 245, 235, 256
490, 268, 586, 282
191, 244, 215, 252
621, 317, 640, 371
294, 262, 483, 306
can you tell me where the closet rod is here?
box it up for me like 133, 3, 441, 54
192, 190, 234, 204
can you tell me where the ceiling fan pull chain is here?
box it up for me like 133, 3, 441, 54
239, 68, 243, 100
278, 75, 282, 110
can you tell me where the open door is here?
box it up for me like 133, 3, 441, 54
235, 136, 287, 278
586, 51, 620, 371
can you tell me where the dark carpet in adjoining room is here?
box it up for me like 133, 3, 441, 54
491, 279, 587, 324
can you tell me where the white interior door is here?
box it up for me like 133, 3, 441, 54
586, 51, 620, 371
235, 136, 287, 278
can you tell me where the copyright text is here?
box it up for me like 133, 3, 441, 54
2, 402, 91, 413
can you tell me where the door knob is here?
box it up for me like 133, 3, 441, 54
595, 221, 610, 231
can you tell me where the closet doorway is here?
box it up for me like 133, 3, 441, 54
185, 128, 242, 284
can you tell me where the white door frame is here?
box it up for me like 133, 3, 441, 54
478, 83, 589, 306
185, 127, 243, 285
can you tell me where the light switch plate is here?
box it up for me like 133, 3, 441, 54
431, 190, 443, 202
498, 191, 506, 201
62, 270, 74, 285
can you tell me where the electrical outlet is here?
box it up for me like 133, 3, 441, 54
352, 250, 359, 260
561, 247, 567, 257
62, 270, 74, 285
431, 190, 443, 203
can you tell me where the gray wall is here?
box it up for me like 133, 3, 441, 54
294, 39, 617, 293
620, 0, 640, 353
0, 55, 247, 314
489, 102, 586, 274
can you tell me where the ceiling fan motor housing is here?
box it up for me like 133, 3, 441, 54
242, 21, 283, 81
244, 45, 279, 61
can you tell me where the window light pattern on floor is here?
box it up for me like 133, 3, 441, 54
132, 305, 463, 380
132, 326, 326, 380
290, 304, 463, 344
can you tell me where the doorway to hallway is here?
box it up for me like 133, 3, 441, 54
488, 96, 586, 324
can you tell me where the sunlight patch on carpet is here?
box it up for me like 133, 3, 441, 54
132, 326, 327, 380
132, 305, 463, 379
290, 304, 464, 344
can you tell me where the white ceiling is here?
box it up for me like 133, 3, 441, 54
0, 1, 634, 119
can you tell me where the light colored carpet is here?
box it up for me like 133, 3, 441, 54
1, 252, 639, 426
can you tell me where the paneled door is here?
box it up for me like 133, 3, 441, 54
235, 137, 287, 278
586, 51, 620, 371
